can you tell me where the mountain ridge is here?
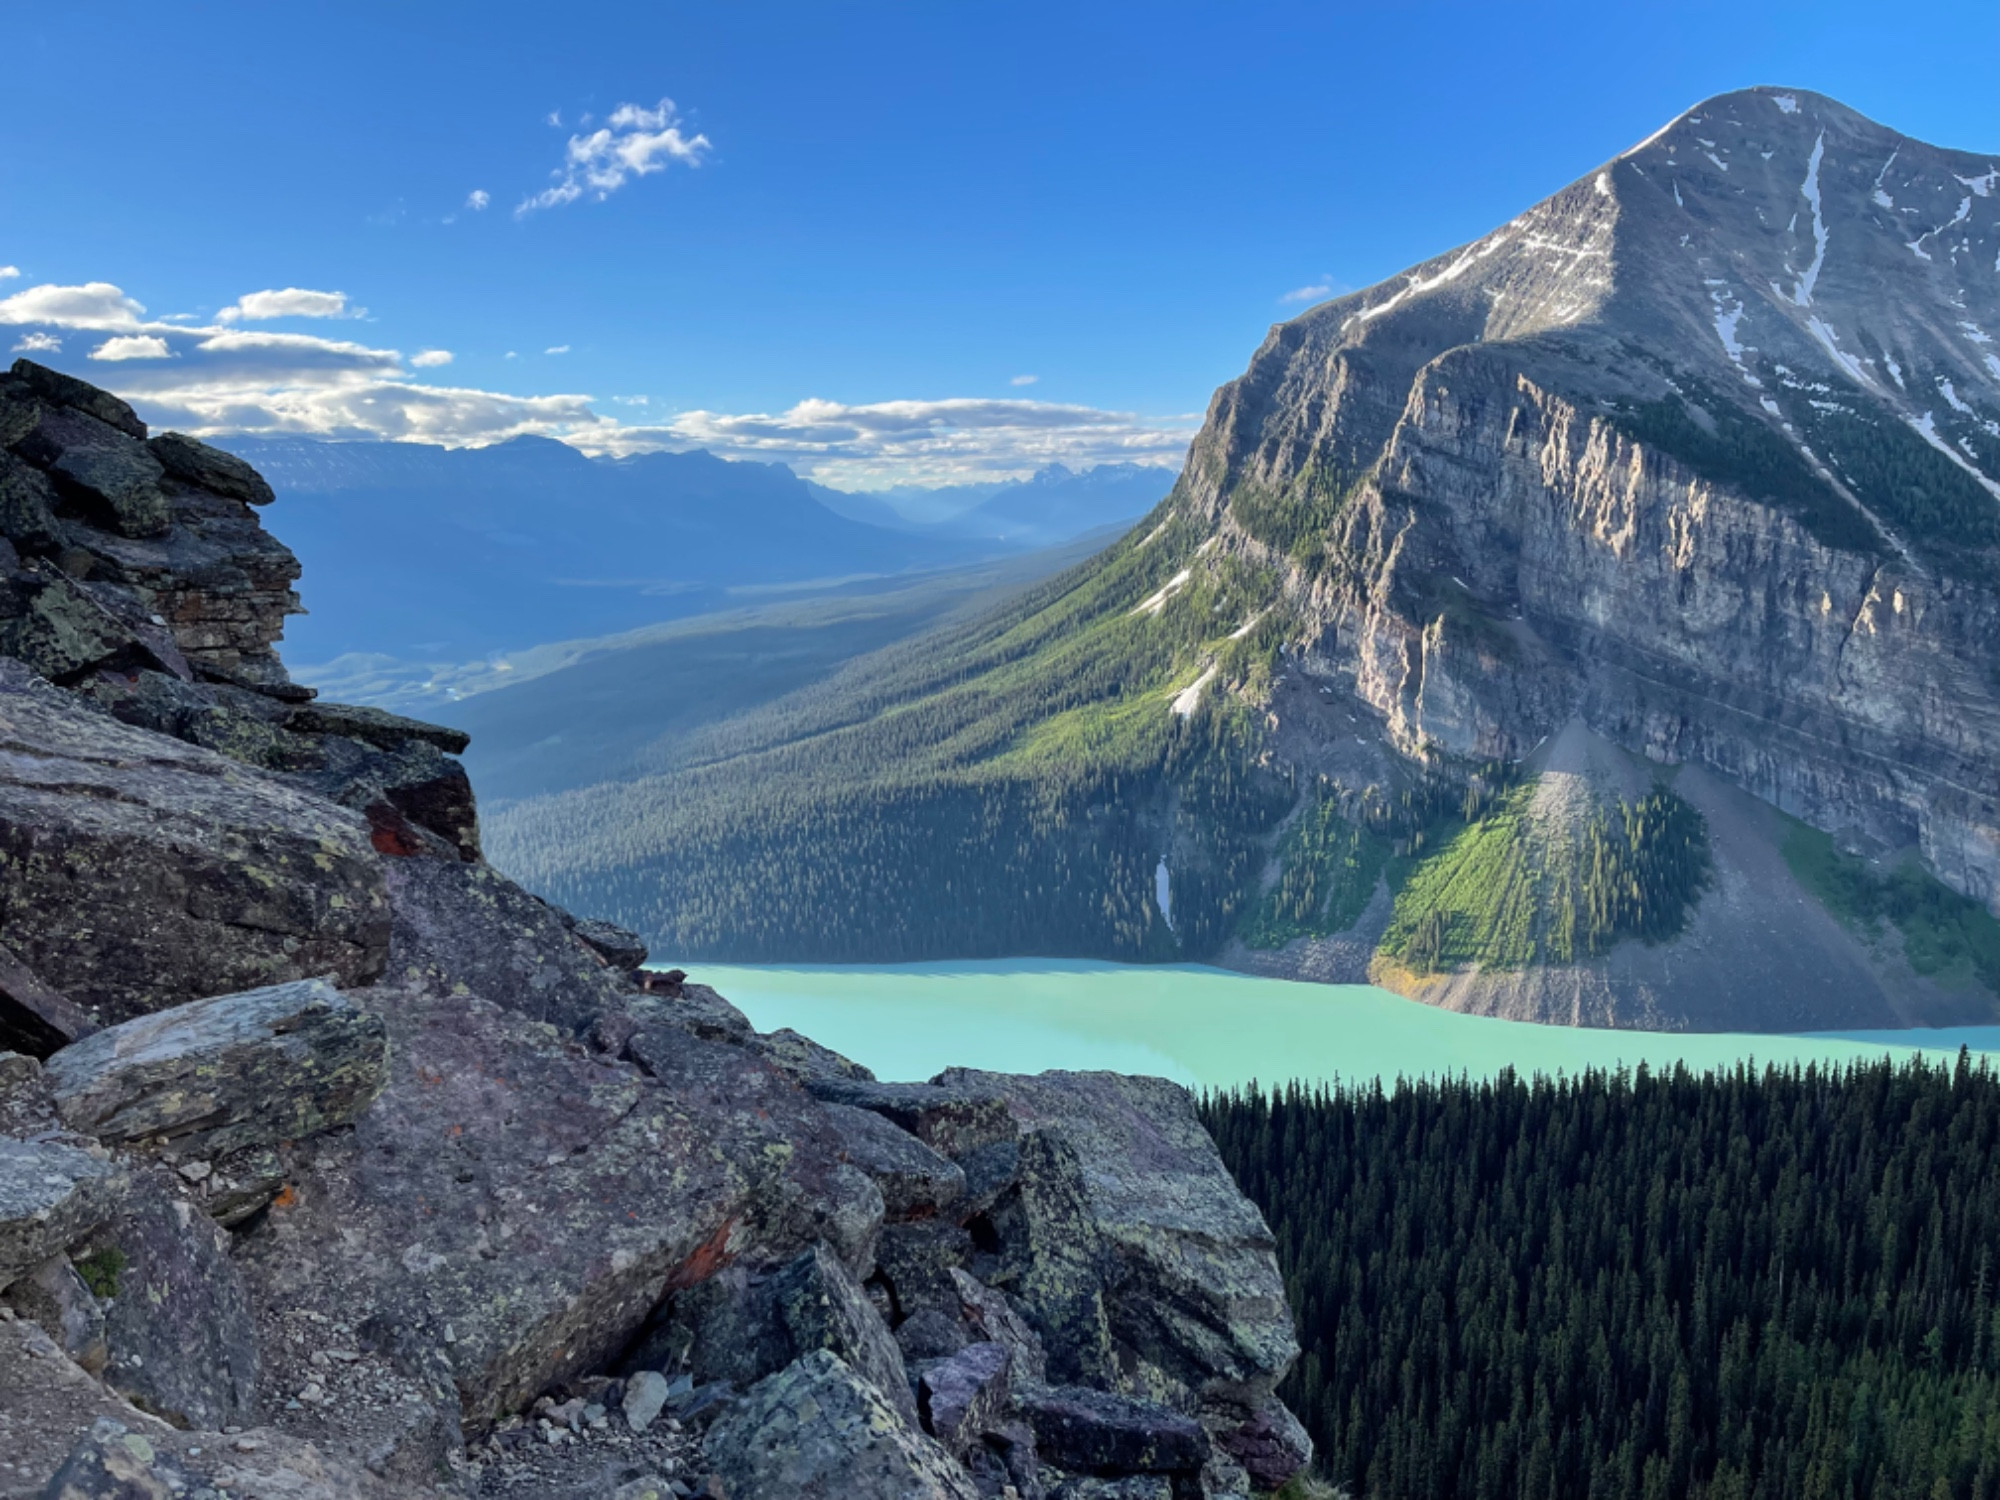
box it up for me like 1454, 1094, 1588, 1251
488, 86, 2000, 1032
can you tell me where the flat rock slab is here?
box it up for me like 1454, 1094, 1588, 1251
0, 662, 389, 1025
823, 1101, 966, 1220
805, 1077, 1018, 1158
0, 1138, 119, 1290
937, 1069, 1297, 1397
234, 988, 757, 1435
40, 1416, 402, 1500
46, 978, 389, 1159
1016, 1385, 1209, 1477
704, 1349, 981, 1500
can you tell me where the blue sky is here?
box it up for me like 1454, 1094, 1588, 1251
3, 0, 1995, 487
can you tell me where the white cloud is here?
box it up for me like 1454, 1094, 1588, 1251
1010, 374, 1039, 386
546, 110, 562, 127
518, 97, 711, 215
0, 267, 1191, 485
504, 350, 519, 359
90, 334, 173, 361
0, 266, 18, 280
1280, 283, 1334, 304
466, 189, 490, 211
216, 288, 353, 323
0, 281, 145, 330
592, 395, 1196, 488
545, 344, 570, 355
612, 394, 650, 406
410, 348, 454, 368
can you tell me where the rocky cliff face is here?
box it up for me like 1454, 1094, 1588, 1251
0, 360, 1308, 1500
1165, 88, 2000, 1023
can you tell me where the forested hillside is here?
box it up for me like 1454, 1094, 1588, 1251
1202, 1055, 2000, 1500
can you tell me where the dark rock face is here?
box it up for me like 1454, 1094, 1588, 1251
0, 942, 97, 1059
0, 376, 1309, 1499
823, 1100, 967, 1221
704, 1350, 983, 1500
1017, 1386, 1209, 1478
918, 1340, 1012, 1455
381, 858, 625, 1034
45, 979, 389, 1159
84, 1168, 262, 1430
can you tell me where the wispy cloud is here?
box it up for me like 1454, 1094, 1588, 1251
518, 98, 711, 216
1279, 283, 1335, 305
11, 332, 60, 354
1010, 374, 1038, 386
90, 334, 173, 361
410, 349, 453, 368
217, 288, 357, 324
0, 267, 18, 280
466, 189, 490, 212
545, 344, 570, 355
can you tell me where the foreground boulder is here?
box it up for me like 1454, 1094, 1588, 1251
0, 663, 390, 1024
1017, 1386, 1210, 1479
45, 979, 389, 1159
40, 1415, 396, 1500
704, 1349, 982, 1500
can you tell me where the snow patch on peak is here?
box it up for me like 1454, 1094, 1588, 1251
1772, 93, 1799, 114
1907, 412, 2000, 500
1792, 134, 1829, 307
1956, 167, 1999, 198
1594, 171, 1611, 197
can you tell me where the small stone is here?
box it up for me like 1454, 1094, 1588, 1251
176, 1160, 212, 1185
624, 1368, 669, 1433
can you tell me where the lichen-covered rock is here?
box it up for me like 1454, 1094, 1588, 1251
80, 1168, 261, 1430
0, 449, 62, 551
147, 431, 275, 506
48, 438, 172, 539
938, 1070, 1297, 1399
283, 698, 469, 754
804, 1076, 1019, 1158
0, 662, 389, 1025
2, 1254, 106, 1372
751, 1026, 876, 1084
380, 858, 625, 1034
0, 1319, 177, 1498
918, 1340, 1011, 1455
45, 979, 389, 1159
0, 1139, 119, 1291
8, 358, 147, 440
703, 1349, 982, 1500
769, 1241, 916, 1425
823, 1101, 966, 1221
1015, 1386, 1209, 1478
990, 1128, 1116, 1386
874, 1221, 974, 1327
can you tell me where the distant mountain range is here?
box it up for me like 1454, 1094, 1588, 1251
485, 87, 2000, 1034
812, 463, 1177, 547
220, 434, 1167, 696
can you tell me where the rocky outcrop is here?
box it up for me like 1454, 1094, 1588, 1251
0, 375, 1310, 1499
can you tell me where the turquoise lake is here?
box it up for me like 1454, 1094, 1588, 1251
687, 959, 2000, 1089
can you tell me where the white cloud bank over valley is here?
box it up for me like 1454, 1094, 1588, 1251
0, 271, 1193, 486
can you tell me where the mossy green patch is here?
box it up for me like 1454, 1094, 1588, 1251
1781, 820, 2000, 995
1240, 797, 1391, 949
1379, 781, 1711, 974
76, 1246, 127, 1300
